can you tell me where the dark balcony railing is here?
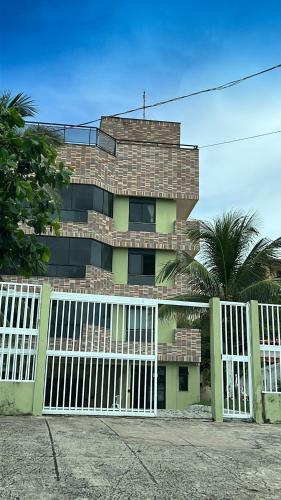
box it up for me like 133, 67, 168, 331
25, 121, 116, 155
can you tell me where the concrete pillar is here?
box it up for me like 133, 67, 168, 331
210, 297, 223, 422
32, 283, 52, 416
248, 300, 263, 423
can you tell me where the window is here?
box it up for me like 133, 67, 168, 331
36, 236, 112, 278
126, 307, 153, 341
128, 249, 155, 285
49, 302, 111, 338
129, 198, 156, 232
58, 184, 113, 221
179, 367, 189, 391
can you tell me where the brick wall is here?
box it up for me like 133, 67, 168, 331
59, 143, 199, 202
100, 116, 181, 144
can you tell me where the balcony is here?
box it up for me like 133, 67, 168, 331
25, 121, 116, 155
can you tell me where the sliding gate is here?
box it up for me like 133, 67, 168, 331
43, 292, 158, 416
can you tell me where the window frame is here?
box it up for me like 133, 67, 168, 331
128, 249, 155, 285
179, 366, 189, 392
129, 197, 156, 232
58, 183, 113, 220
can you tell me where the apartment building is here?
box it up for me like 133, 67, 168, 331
5, 116, 200, 411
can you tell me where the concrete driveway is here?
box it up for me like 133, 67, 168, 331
1, 416, 281, 499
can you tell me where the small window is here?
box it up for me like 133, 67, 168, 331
179, 367, 189, 391
129, 198, 156, 232
128, 249, 155, 285
126, 306, 153, 341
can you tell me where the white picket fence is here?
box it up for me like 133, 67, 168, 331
0, 282, 42, 381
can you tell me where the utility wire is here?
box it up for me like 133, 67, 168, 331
199, 129, 281, 148
79, 62, 281, 126
2, 61, 280, 139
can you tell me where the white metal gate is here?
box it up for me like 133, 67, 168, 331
221, 302, 253, 419
0, 282, 42, 382
43, 292, 158, 416
259, 303, 281, 393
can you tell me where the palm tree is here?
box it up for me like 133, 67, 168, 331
0, 91, 37, 117
0, 90, 63, 146
158, 211, 281, 304
158, 211, 281, 383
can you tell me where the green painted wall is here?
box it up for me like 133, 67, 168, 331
0, 382, 35, 415
155, 250, 175, 286
156, 199, 176, 233
113, 196, 129, 231
112, 248, 128, 284
262, 394, 281, 423
163, 363, 200, 409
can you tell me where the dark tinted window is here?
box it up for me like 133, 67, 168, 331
129, 198, 155, 223
60, 210, 88, 223
59, 186, 72, 209
47, 237, 69, 265
103, 191, 113, 217
128, 250, 155, 276
93, 186, 104, 213
179, 367, 189, 391
36, 236, 112, 276
69, 238, 91, 266
58, 184, 113, 219
102, 245, 113, 272
128, 249, 155, 285
46, 264, 86, 278
72, 184, 93, 210
91, 240, 102, 268
128, 253, 142, 275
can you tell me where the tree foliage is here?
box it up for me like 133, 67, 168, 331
158, 211, 281, 378
158, 211, 281, 305
0, 93, 72, 277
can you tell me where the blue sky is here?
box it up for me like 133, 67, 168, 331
2, 0, 281, 237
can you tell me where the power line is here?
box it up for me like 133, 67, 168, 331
79, 62, 281, 126
3, 61, 280, 139
200, 129, 281, 148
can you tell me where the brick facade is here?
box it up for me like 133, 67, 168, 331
6, 117, 201, 364
100, 116, 181, 144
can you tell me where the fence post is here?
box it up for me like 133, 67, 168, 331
248, 300, 263, 423
210, 297, 223, 422
32, 283, 51, 416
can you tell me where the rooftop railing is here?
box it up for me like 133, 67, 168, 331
25, 121, 117, 155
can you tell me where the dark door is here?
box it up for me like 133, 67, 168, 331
157, 366, 166, 409
132, 365, 166, 410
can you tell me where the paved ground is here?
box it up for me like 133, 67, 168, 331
1, 416, 281, 499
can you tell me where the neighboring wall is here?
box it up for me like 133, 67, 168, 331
164, 364, 200, 410
0, 383, 35, 415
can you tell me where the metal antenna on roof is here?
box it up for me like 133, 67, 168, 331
143, 91, 146, 119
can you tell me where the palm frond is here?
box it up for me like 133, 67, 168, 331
235, 237, 281, 293
239, 278, 281, 303
158, 293, 210, 320
0, 91, 37, 117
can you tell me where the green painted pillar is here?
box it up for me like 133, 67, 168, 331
248, 300, 263, 423
210, 297, 223, 422
32, 283, 52, 416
